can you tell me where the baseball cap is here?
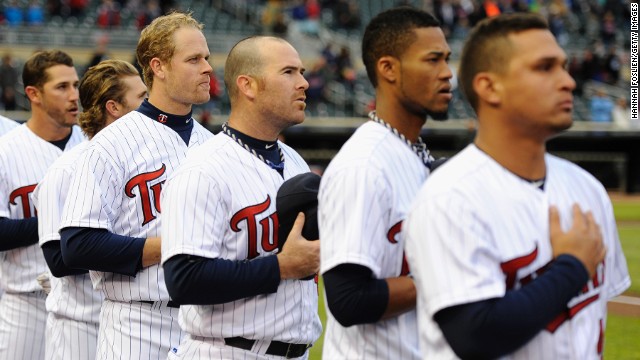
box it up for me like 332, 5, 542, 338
276, 172, 321, 252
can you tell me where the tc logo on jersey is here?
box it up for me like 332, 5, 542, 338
125, 164, 166, 226
500, 245, 605, 333
230, 195, 279, 260
9, 184, 38, 218
387, 220, 410, 276
158, 114, 168, 123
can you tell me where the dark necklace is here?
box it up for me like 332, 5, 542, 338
221, 122, 285, 172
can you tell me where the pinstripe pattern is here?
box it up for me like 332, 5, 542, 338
0, 124, 84, 360
318, 121, 427, 360
59, 111, 213, 360
32, 141, 103, 360
0, 115, 19, 137
405, 144, 631, 360
161, 134, 321, 359
45, 312, 99, 360
0, 291, 48, 359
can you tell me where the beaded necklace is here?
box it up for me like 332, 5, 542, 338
221, 122, 285, 172
368, 111, 434, 168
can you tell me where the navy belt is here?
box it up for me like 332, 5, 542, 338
138, 300, 180, 308
224, 337, 311, 359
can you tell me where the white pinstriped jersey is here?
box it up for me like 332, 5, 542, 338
318, 121, 427, 360
0, 115, 19, 136
405, 144, 631, 360
59, 111, 213, 302
161, 133, 322, 346
0, 124, 84, 293
32, 141, 103, 323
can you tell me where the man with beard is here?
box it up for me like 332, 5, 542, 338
0, 50, 85, 359
317, 7, 452, 360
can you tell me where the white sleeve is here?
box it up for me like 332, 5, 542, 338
161, 166, 227, 263
319, 165, 390, 277
600, 197, 631, 299
60, 147, 119, 231
405, 190, 506, 317
33, 166, 73, 245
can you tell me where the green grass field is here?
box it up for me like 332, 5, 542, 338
309, 198, 640, 360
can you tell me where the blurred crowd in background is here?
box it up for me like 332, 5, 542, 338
0, 0, 635, 127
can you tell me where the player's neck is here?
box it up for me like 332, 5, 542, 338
475, 129, 547, 180
26, 113, 72, 142
147, 92, 192, 117
227, 113, 280, 142
374, 98, 426, 143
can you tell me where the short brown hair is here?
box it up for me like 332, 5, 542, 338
136, 11, 204, 89
78, 60, 140, 138
22, 50, 74, 89
458, 13, 548, 111
223, 36, 287, 104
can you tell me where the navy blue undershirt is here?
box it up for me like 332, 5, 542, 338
163, 126, 285, 304
323, 264, 389, 327
164, 254, 281, 305
0, 131, 72, 253
434, 255, 589, 359
58, 100, 195, 275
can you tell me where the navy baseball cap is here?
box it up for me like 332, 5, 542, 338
276, 172, 321, 252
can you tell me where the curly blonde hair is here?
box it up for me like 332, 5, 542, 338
78, 60, 140, 138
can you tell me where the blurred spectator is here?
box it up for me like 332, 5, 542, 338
290, 0, 320, 36
26, 0, 45, 26
612, 97, 631, 129
97, 0, 121, 28
272, 11, 289, 36
590, 88, 614, 123
0, 54, 19, 111
262, 0, 284, 30
5, 1, 24, 27
568, 55, 584, 96
85, 34, 111, 74
580, 49, 602, 82
69, 0, 88, 18
305, 57, 331, 110
136, 0, 162, 30
600, 11, 616, 47
335, 45, 355, 89
603, 46, 621, 85
47, 0, 63, 17
334, 0, 360, 30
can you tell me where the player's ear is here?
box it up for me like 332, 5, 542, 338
377, 56, 398, 84
473, 72, 502, 107
24, 85, 41, 104
236, 75, 257, 100
105, 99, 120, 118
149, 57, 165, 81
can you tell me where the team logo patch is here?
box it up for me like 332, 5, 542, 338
158, 114, 168, 123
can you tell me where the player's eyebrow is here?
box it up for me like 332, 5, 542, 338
282, 65, 306, 73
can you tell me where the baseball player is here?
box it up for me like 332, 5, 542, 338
404, 13, 630, 359
0, 50, 85, 360
161, 36, 321, 360
0, 115, 19, 135
317, 7, 452, 360
32, 59, 147, 360
58, 13, 213, 360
